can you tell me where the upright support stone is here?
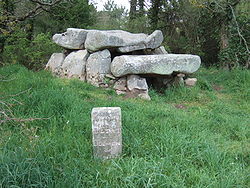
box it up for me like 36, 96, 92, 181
91, 107, 122, 159
86, 49, 111, 87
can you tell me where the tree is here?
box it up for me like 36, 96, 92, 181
148, 0, 162, 30
129, 0, 137, 20
138, 0, 145, 16
93, 0, 127, 30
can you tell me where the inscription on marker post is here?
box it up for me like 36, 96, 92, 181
91, 107, 122, 159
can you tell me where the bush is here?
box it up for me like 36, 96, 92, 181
2, 29, 61, 70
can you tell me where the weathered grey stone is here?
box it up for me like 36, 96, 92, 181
145, 30, 164, 49
111, 54, 201, 77
45, 53, 65, 75
127, 75, 148, 91
117, 30, 164, 53
172, 75, 185, 87
86, 49, 111, 87
53, 28, 89, 49
144, 46, 168, 55
114, 77, 127, 91
61, 50, 89, 80
105, 74, 116, 80
85, 30, 163, 53
91, 107, 122, 159
116, 90, 127, 95
85, 30, 147, 52
185, 78, 197, 87
138, 92, 151, 101
126, 75, 150, 100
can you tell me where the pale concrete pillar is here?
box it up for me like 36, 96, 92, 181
91, 107, 122, 159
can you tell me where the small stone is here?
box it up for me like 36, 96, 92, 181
99, 83, 109, 88
91, 107, 122, 159
138, 92, 151, 101
116, 90, 127, 95
105, 74, 116, 80
185, 78, 198, 87
177, 73, 185, 78
127, 75, 148, 91
114, 77, 127, 91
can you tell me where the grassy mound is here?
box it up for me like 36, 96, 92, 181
0, 65, 249, 187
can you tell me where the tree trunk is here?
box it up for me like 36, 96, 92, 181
129, 0, 137, 20
220, 22, 230, 69
138, 0, 144, 16
150, 0, 161, 30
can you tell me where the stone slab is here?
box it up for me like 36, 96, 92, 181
53, 28, 89, 49
91, 107, 122, 159
111, 54, 201, 77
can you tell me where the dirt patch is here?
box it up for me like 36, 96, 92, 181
213, 84, 224, 91
174, 104, 187, 109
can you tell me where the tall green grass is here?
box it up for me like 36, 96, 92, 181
0, 65, 249, 187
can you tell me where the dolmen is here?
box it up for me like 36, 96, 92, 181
46, 28, 201, 100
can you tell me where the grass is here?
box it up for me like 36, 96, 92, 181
0, 65, 249, 187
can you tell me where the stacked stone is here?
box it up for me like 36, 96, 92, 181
46, 28, 201, 100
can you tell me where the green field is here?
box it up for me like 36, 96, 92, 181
0, 65, 249, 187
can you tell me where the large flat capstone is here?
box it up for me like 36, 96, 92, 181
111, 54, 201, 77
91, 107, 122, 159
85, 30, 163, 53
53, 28, 89, 49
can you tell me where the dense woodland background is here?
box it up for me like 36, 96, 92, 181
0, 0, 249, 70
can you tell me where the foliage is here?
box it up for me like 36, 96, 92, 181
1, 29, 61, 70
0, 0, 95, 69
33, 0, 96, 34
219, 14, 250, 69
125, 15, 150, 34
92, 0, 128, 30
145, 0, 250, 68
0, 65, 249, 187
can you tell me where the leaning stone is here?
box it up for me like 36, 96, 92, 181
111, 54, 201, 77
53, 28, 89, 49
127, 75, 148, 91
61, 50, 89, 80
86, 49, 111, 87
114, 77, 127, 91
45, 53, 65, 75
91, 107, 122, 159
185, 78, 198, 87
